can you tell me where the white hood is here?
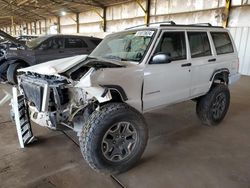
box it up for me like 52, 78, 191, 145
18, 55, 88, 75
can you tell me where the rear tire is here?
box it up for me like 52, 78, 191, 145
7, 62, 26, 84
196, 84, 230, 126
79, 103, 148, 174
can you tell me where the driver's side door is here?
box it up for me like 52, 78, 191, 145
143, 31, 192, 111
34, 37, 65, 64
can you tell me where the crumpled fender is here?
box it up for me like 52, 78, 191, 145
74, 68, 112, 103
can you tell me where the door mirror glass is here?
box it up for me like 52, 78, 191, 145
39, 44, 48, 50
151, 53, 172, 64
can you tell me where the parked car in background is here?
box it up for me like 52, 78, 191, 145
0, 31, 102, 84
0, 32, 38, 63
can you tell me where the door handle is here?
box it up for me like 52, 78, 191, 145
181, 63, 192, 67
59, 50, 64, 53
208, 58, 216, 62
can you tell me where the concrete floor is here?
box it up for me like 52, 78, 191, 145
0, 76, 250, 188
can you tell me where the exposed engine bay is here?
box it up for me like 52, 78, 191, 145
16, 57, 126, 132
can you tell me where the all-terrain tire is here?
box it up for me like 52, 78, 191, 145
79, 103, 148, 174
196, 84, 230, 126
7, 62, 26, 84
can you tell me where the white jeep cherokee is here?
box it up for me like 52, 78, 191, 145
11, 22, 240, 174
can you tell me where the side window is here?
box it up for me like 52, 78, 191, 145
65, 38, 88, 48
155, 32, 186, 61
188, 32, 211, 58
41, 37, 64, 49
211, 32, 234, 55
90, 38, 102, 46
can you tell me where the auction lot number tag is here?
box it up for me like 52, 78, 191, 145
135, 30, 154, 37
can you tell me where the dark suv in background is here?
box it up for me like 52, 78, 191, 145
0, 33, 38, 63
0, 31, 102, 84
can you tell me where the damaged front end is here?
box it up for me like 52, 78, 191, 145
11, 59, 120, 141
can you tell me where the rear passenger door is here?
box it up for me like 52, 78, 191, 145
187, 31, 215, 97
64, 37, 90, 56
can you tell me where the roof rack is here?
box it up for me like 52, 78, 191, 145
188, 23, 212, 26
125, 21, 223, 30
125, 21, 176, 30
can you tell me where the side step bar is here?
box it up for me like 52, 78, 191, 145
12, 87, 36, 148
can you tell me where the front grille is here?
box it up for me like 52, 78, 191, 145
21, 82, 44, 111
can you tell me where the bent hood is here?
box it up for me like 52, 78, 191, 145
18, 55, 126, 77
0, 30, 26, 47
18, 55, 88, 75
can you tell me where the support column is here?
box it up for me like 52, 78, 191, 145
26, 23, 29, 34
57, 16, 61, 34
34, 21, 37, 35
222, 0, 231, 28
45, 19, 47, 34
14, 24, 16, 36
145, 0, 150, 26
93, 8, 106, 32
39, 21, 42, 34
76, 12, 80, 33
103, 7, 107, 32
135, 0, 150, 25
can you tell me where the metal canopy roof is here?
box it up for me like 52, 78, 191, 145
0, 0, 131, 27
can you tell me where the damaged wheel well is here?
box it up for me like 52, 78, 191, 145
109, 90, 124, 102
102, 85, 128, 102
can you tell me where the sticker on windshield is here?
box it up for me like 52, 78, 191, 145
135, 30, 154, 37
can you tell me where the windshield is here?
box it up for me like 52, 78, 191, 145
26, 36, 49, 48
90, 30, 155, 62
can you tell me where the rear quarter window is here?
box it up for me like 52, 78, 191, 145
211, 32, 234, 55
65, 38, 88, 48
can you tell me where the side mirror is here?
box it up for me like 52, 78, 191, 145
151, 53, 172, 64
39, 44, 48, 50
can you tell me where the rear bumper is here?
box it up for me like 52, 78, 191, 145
229, 73, 241, 85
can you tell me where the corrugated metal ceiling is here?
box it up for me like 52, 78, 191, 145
0, 0, 132, 26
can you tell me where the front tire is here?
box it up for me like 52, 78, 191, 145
196, 84, 230, 126
7, 62, 26, 84
79, 103, 148, 174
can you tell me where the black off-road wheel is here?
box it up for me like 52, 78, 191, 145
7, 62, 26, 84
79, 103, 148, 174
196, 84, 230, 126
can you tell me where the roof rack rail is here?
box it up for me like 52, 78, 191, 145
125, 21, 223, 30
125, 21, 176, 30
188, 23, 212, 26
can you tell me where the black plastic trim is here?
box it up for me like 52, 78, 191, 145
209, 68, 229, 81
102, 85, 128, 101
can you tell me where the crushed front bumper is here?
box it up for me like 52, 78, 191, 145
17, 75, 70, 130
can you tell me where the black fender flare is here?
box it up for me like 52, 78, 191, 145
209, 68, 229, 83
101, 85, 128, 101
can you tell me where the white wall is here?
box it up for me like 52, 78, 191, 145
229, 27, 250, 75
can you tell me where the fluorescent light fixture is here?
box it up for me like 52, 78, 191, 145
61, 11, 66, 16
